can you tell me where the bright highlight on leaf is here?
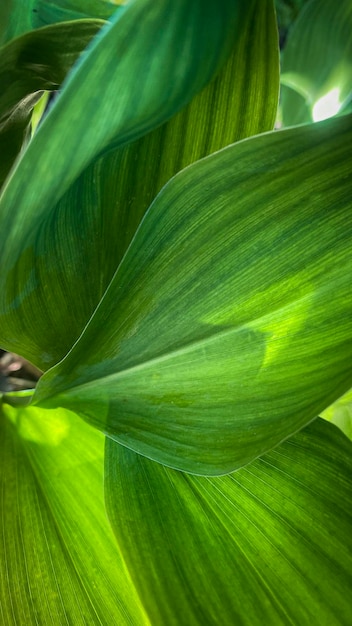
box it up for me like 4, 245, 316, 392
312, 87, 343, 121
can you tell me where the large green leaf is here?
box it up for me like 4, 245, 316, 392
33, 114, 352, 474
105, 417, 352, 625
280, 0, 352, 126
0, 0, 279, 368
0, 398, 148, 625
0, 0, 242, 278
0, 19, 104, 189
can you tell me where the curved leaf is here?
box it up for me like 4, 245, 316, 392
0, 19, 104, 189
105, 418, 352, 625
33, 114, 352, 474
0, 0, 278, 368
280, 0, 352, 125
0, 399, 148, 625
0, 0, 243, 282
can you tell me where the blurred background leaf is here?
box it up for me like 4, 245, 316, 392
0, 19, 104, 189
280, 0, 352, 126
0, 0, 118, 45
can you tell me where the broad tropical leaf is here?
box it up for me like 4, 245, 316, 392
0, 0, 278, 368
0, 398, 148, 625
105, 417, 352, 626
280, 0, 352, 125
33, 114, 352, 474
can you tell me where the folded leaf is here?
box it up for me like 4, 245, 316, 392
0, 0, 278, 368
105, 418, 352, 626
34, 114, 352, 474
280, 0, 352, 125
0, 400, 148, 625
0, 19, 104, 188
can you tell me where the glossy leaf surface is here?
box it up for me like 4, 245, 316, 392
281, 0, 352, 125
34, 114, 352, 474
0, 19, 104, 188
0, 0, 279, 368
105, 418, 352, 625
0, 399, 148, 625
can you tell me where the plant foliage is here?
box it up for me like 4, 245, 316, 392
0, 0, 351, 624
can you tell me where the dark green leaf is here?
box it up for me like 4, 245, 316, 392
34, 114, 352, 474
105, 418, 352, 625
0, 19, 104, 188
0, 399, 148, 625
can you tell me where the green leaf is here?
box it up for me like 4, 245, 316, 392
0, 400, 148, 625
105, 418, 352, 626
33, 114, 352, 475
321, 388, 352, 440
280, 0, 352, 125
0, 19, 104, 189
0, 0, 243, 281
32, 0, 120, 29
0, 0, 117, 45
0, 0, 278, 368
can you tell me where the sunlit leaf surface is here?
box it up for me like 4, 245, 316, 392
105, 418, 352, 626
34, 114, 352, 474
0, 400, 148, 625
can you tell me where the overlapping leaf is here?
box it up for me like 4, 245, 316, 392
0, 0, 242, 271
0, 19, 104, 188
280, 0, 352, 125
33, 114, 352, 474
0, 399, 148, 625
105, 417, 352, 626
0, 0, 117, 45
0, 0, 279, 368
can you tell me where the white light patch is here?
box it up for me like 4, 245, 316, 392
312, 88, 342, 122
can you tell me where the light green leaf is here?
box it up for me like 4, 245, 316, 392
0, 399, 149, 625
105, 417, 352, 626
0, 0, 278, 368
281, 0, 352, 125
34, 114, 352, 475
0, 0, 243, 283
321, 388, 352, 440
0, 19, 104, 189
